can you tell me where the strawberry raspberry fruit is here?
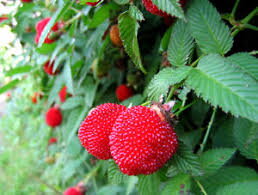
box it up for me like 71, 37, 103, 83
45, 107, 63, 127
86, 0, 101, 6
43, 61, 58, 76
59, 86, 70, 103
48, 137, 57, 145
110, 24, 123, 47
116, 84, 133, 101
31, 92, 43, 104
109, 105, 178, 175
21, 0, 33, 2
78, 103, 127, 160
35, 17, 61, 44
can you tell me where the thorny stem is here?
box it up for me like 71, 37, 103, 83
195, 179, 208, 195
231, 0, 240, 18
198, 108, 217, 153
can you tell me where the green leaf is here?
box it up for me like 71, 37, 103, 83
187, 0, 233, 55
125, 176, 138, 195
168, 20, 194, 66
108, 161, 129, 184
170, 141, 203, 176
162, 174, 192, 195
147, 66, 192, 101
38, 1, 72, 47
186, 54, 258, 123
0, 79, 20, 94
160, 26, 173, 52
36, 43, 57, 54
113, 0, 129, 5
199, 148, 236, 176
118, 12, 146, 74
62, 61, 74, 95
61, 96, 84, 110
227, 52, 258, 81
121, 94, 144, 107
138, 173, 160, 195
152, 0, 185, 19
199, 166, 258, 195
233, 118, 258, 160
215, 181, 258, 195
129, 5, 144, 21
88, 3, 119, 28
5, 66, 33, 76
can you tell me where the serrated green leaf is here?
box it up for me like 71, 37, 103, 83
162, 173, 192, 195
38, 1, 72, 46
160, 26, 173, 52
125, 176, 138, 195
186, 54, 258, 123
187, 0, 233, 54
215, 181, 258, 195
62, 61, 74, 95
170, 141, 203, 176
199, 148, 236, 176
138, 173, 160, 195
168, 20, 194, 66
129, 5, 144, 21
152, 0, 185, 19
118, 12, 146, 74
227, 52, 258, 81
233, 118, 258, 160
199, 166, 258, 195
108, 161, 129, 184
147, 66, 192, 101
36, 42, 57, 54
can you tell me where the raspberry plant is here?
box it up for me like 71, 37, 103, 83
0, 0, 258, 194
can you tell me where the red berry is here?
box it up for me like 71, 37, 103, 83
59, 86, 69, 103
21, 0, 33, 2
48, 137, 57, 145
31, 92, 43, 104
110, 105, 178, 175
78, 103, 127, 160
0, 16, 8, 23
63, 187, 83, 195
45, 107, 63, 127
115, 84, 133, 101
86, 0, 101, 6
35, 17, 60, 44
43, 61, 58, 76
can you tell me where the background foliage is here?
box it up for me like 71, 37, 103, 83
0, 0, 257, 194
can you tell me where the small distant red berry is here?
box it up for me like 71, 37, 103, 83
45, 107, 63, 127
116, 84, 133, 101
86, 0, 101, 6
43, 61, 58, 76
59, 86, 70, 103
110, 105, 178, 175
35, 17, 61, 44
21, 0, 33, 3
31, 92, 43, 104
0, 16, 8, 23
78, 103, 127, 160
63, 187, 83, 195
48, 137, 57, 145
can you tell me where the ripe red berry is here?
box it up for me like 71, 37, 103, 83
0, 16, 8, 23
21, 0, 33, 2
45, 107, 63, 127
31, 92, 43, 104
59, 86, 69, 103
109, 105, 178, 175
48, 137, 57, 145
78, 103, 127, 160
63, 187, 83, 195
86, 0, 101, 6
35, 17, 61, 44
43, 61, 58, 76
115, 84, 133, 101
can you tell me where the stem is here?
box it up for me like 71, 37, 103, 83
231, 0, 240, 18
195, 179, 208, 195
191, 56, 203, 67
174, 100, 197, 116
141, 101, 151, 106
198, 108, 217, 153
241, 7, 258, 24
249, 50, 258, 55
33, 176, 61, 194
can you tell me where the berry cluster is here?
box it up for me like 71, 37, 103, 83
78, 103, 178, 175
